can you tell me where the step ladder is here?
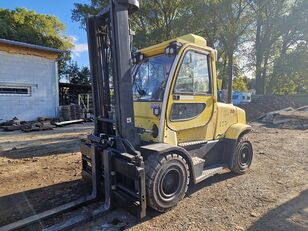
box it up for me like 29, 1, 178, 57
192, 157, 227, 184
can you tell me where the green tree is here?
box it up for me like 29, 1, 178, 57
0, 8, 73, 50
72, 0, 307, 95
172, 0, 253, 94
247, 0, 284, 95
63, 61, 91, 85
219, 0, 251, 100
266, 0, 308, 95
131, 0, 193, 48
72, 0, 107, 29
270, 43, 308, 95
233, 76, 249, 91
187, 0, 226, 88
72, 0, 194, 48
247, 0, 307, 95
72, 0, 250, 89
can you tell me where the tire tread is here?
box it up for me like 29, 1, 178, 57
144, 153, 189, 212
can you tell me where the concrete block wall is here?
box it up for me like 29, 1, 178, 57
0, 51, 59, 121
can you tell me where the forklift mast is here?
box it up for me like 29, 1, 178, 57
81, 0, 147, 219
88, 0, 139, 146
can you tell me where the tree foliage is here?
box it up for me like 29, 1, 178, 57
270, 43, 308, 95
130, 0, 194, 48
72, 0, 107, 29
63, 61, 91, 85
0, 8, 73, 50
233, 76, 248, 91
247, 0, 308, 94
71, 0, 308, 95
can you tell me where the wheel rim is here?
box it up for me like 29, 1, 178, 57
159, 167, 182, 200
239, 143, 252, 168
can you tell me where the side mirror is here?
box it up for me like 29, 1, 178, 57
213, 50, 218, 62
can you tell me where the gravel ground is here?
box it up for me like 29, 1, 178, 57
0, 123, 307, 231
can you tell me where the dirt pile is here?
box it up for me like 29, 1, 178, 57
239, 95, 299, 121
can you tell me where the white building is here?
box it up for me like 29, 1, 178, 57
0, 39, 62, 121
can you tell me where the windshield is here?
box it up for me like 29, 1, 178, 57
133, 55, 174, 102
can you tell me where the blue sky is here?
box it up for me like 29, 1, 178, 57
0, 0, 90, 67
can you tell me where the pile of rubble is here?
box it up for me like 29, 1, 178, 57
0, 104, 85, 133
259, 105, 308, 130
239, 95, 299, 121
0, 117, 55, 132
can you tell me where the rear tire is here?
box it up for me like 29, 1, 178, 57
145, 153, 190, 212
231, 135, 253, 174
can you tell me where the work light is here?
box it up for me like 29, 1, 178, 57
165, 41, 182, 56
132, 52, 145, 64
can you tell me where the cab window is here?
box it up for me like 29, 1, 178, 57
174, 51, 211, 94
133, 55, 174, 102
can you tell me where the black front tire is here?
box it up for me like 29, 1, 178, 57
145, 153, 190, 212
231, 135, 253, 174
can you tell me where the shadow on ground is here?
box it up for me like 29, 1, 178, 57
122, 171, 239, 229
0, 139, 81, 159
4, 171, 307, 231
0, 179, 90, 230
0, 172, 238, 231
0, 123, 94, 159
248, 189, 308, 231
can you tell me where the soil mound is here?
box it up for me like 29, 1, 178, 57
239, 95, 299, 121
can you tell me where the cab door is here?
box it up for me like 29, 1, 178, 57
166, 48, 215, 144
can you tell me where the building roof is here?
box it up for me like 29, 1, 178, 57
0, 38, 63, 54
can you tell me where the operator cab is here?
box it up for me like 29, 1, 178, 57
132, 34, 218, 145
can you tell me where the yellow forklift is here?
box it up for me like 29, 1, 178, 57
81, 0, 253, 216
1, 0, 253, 230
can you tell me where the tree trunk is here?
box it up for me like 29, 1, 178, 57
267, 68, 277, 95
266, 43, 288, 94
255, 17, 264, 95
227, 50, 234, 104
221, 53, 228, 89
261, 50, 270, 95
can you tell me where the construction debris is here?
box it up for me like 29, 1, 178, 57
21, 122, 55, 132
0, 117, 20, 127
1, 117, 22, 131
259, 105, 308, 130
2, 125, 22, 131
1, 105, 86, 132
239, 95, 299, 121
1, 116, 85, 132
0, 117, 55, 132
